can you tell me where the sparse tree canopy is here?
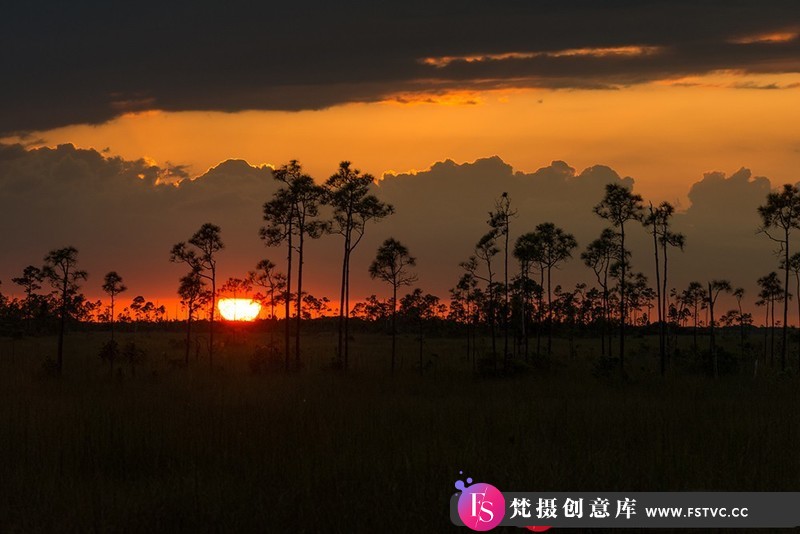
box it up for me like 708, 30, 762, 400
758, 184, 800, 372
249, 259, 286, 320
261, 160, 328, 370
13, 265, 43, 297
325, 161, 393, 370
369, 238, 418, 288
369, 237, 417, 372
593, 183, 644, 372
102, 271, 126, 342
170, 223, 224, 367
102, 272, 126, 298
43, 246, 88, 375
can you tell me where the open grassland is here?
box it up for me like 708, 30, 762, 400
0, 327, 798, 532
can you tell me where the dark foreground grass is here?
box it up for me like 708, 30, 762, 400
0, 330, 798, 533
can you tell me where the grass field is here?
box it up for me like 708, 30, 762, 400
0, 326, 798, 532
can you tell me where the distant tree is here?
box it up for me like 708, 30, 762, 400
758, 184, 800, 371
324, 161, 393, 370
369, 238, 417, 373
351, 295, 392, 322
593, 183, 644, 372
261, 181, 295, 370
101, 271, 127, 342
514, 232, 544, 359
528, 222, 577, 356
472, 233, 500, 364
286, 170, 326, 369
249, 259, 286, 320
707, 280, 732, 378
732, 287, 749, 360
130, 296, 146, 330
178, 272, 210, 365
581, 228, 620, 358
262, 160, 327, 370
487, 193, 516, 368
170, 223, 224, 367
99, 271, 126, 376
553, 283, 583, 357
756, 271, 783, 367
449, 272, 480, 367
302, 294, 331, 319
644, 201, 685, 376
680, 282, 707, 354
12, 265, 44, 333
626, 272, 652, 326
400, 289, 444, 375
512, 238, 532, 361
786, 252, 800, 367
42, 247, 87, 375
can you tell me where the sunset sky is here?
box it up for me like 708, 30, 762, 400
2, 1, 800, 318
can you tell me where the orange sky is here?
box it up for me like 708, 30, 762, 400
9, 71, 800, 207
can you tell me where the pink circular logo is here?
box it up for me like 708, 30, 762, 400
457, 483, 505, 531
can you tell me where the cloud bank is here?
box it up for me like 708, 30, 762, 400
0, 144, 784, 317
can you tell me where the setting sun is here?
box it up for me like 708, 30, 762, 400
218, 298, 261, 322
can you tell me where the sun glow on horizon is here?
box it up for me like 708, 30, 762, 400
218, 298, 261, 322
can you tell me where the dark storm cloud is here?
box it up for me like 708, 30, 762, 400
2, 1, 800, 133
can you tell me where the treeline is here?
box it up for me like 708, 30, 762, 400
2, 162, 800, 378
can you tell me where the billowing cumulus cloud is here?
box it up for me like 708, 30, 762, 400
0, 144, 278, 303
0, 143, 786, 318
2, 1, 800, 133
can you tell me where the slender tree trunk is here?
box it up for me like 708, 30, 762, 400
619, 224, 627, 372
709, 293, 717, 378
110, 297, 116, 342
796, 272, 800, 371
209, 268, 215, 368
486, 265, 496, 369
337, 230, 349, 369
547, 264, 553, 356
737, 299, 745, 361
108, 297, 116, 377
469, 301, 476, 372
763, 304, 769, 365
652, 223, 664, 376
57, 280, 67, 375
537, 269, 544, 358
296, 230, 305, 370
185, 312, 192, 366
770, 298, 776, 367
602, 267, 609, 359
503, 222, 509, 368
391, 281, 397, 373
466, 300, 471, 365
522, 274, 529, 362
783, 232, 789, 371
285, 224, 293, 372
662, 244, 670, 369
344, 251, 351, 370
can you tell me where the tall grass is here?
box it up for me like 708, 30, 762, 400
0, 330, 797, 532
